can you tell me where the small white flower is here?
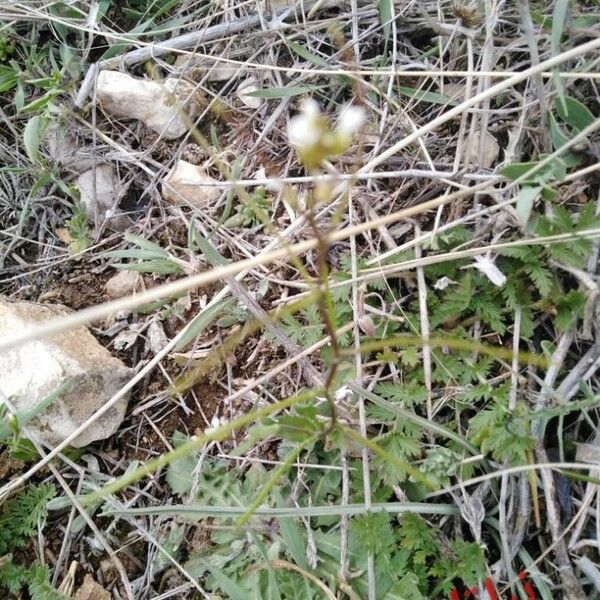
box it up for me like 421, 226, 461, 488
471, 255, 506, 287
287, 98, 322, 149
205, 415, 227, 435
301, 97, 320, 118
287, 114, 319, 148
434, 276, 451, 290
434, 276, 458, 290
336, 104, 365, 138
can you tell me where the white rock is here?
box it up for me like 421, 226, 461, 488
0, 299, 131, 448
162, 160, 221, 208
105, 270, 142, 299
466, 130, 500, 169
96, 70, 193, 139
237, 77, 262, 109
76, 165, 129, 231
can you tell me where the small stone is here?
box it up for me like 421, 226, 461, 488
175, 54, 243, 82
112, 328, 138, 351
0, 299, 131, 448
96, 71, 194, 140
105, 270, 142, 299
74, 574, 111, 600
162, 160, 221, 209
237, 77, 262, 109
76, 165, 129, 231
466, 130, 500, 169
146, 319, 167, 354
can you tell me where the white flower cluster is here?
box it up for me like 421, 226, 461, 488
286, 98, 365, 164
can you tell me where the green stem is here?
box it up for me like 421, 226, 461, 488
81, 389, 317, 507
236, 439, 312, 527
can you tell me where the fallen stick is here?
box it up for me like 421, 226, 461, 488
74, 0, 339, 109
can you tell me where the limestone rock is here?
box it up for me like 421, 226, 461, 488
0, 299, 131, 448
96, 70, 196, 139
74, 575, 111, 600
467, 130, 500, 169
162, 160, 221, 208
105, 270, 142, 299
76, 165, 129, 231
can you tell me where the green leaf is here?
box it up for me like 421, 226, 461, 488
27, 564, 68, 600
550, 0, 570, 111
0, 560, 28, 595
0, 484, 56, 555
279, 518, 308, 570
114, 259, 182, 274
374, 382, 427, 409
526, 262, 553, 298
499, 158, 565, 185
276, 406, 324, 441
372, 428, 422, 486
498, 161, 540, 182
124, 232, 170, 256
175, 299, 234, 350
350, 511, 395, 554
548, 111, 569, 150
103, 249, 168, 261
540, 185, 559, 200
246, 85, 324, 99
286, 41, 330, 68
0, 65, 18, 93
516, 185, 541, 228
451, 540, 486, 587
195, 235, 229, 266
469, 404, 533, 463
20, 89, 61, 113
550, 0, 569, 58
166, 432, 198, 496
379, 0, 392, 44
184, 555, 249, 600
398, 86, 457, 107
555, 290, 586, 331
397, 513, 438, 554
573, 15, 600, 28
23, 115, 48, 164
540, 156, 566, 180
555, 95, 596, 133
